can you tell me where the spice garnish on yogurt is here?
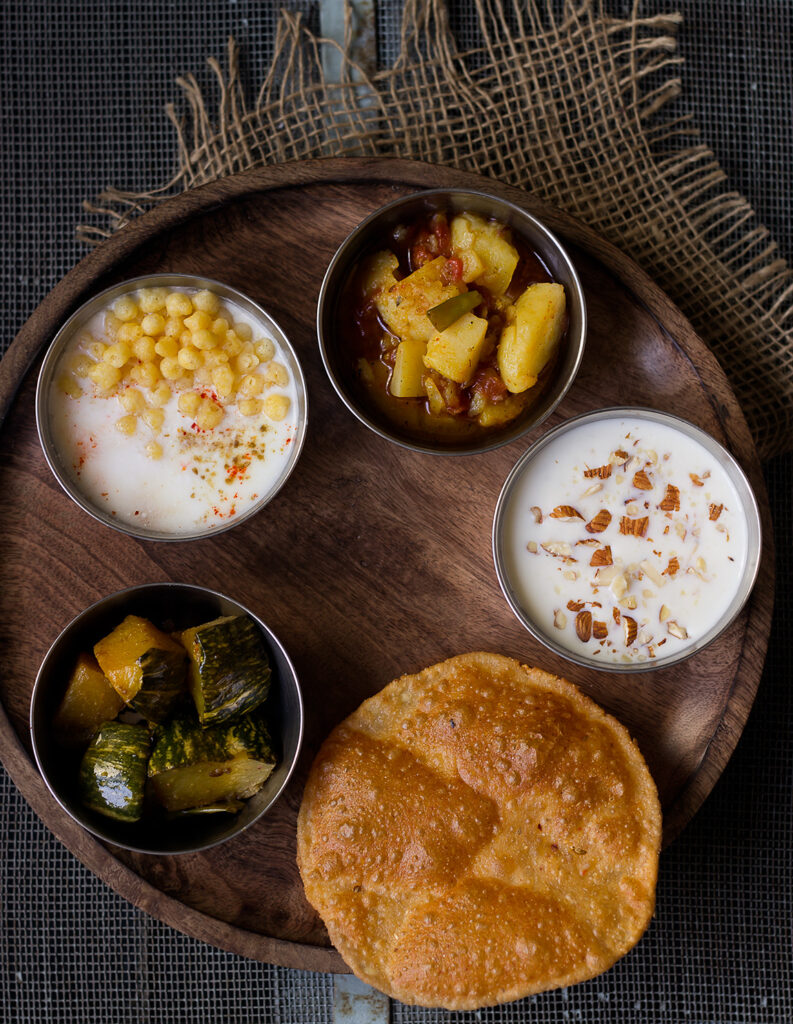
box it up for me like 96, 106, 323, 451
500, 416, 749, 664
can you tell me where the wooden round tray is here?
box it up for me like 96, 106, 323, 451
0, 159, 774, 972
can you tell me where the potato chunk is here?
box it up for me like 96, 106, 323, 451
497, 283, 566, 393
376, 256, 464, 345
423, 313, 489, 385
362, 250, 399, 296
390, 339, 427, 397
451, 213, 518, 296
476, 393, 527, 426
450, 216, 486, 282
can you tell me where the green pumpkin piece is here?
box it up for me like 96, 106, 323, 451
180, 615, 271, 726
148, 710, 276, 812
79, 722, 151, 822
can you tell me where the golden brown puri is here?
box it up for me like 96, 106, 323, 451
296, 652, 661, 1010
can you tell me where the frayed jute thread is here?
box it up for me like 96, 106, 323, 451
77, 0, 793, 460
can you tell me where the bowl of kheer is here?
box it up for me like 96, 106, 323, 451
493, 407, 762, 671
36, 274, 307, 540
317, 189, 586, 455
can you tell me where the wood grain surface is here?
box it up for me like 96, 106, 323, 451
0, 159, 774, 971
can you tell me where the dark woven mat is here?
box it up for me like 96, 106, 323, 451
1, 2, 791, 1021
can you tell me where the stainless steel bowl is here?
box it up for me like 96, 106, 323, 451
492, 406, 763, 673
30, 583, 304, 855
317, 189, 586, 455
36, 273, 308, 541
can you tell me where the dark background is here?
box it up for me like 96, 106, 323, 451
1, 2, 791, 1021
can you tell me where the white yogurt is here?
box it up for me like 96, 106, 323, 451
500, 416, 749, 664
48, 293, 300, 536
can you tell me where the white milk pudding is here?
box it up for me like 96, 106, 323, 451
47, 284, 302, 537
499, 414, 751, 665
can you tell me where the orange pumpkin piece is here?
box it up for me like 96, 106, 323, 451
53, 652, 124, 747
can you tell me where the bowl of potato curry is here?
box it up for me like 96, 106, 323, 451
317, 190, 586, 454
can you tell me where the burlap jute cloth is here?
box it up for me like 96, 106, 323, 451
79, 0, 793, 460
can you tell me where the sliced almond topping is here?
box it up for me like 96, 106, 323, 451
625, 501, 641, 516
640, 559, 666, 587
674, 521, 687, 540
550, 505, 584, 522
576, 538, 599, 547
581, 482, 603, 496
527, 540, 538, 554
637, 630, 653, 646
585, 509, 612, 534
563, 569, 579, 581
632, 469, 653, 490
541, 541, 575, 561
619, 515, 649, 537
584, 464, 612, 479
590, 545, 613, 567
659, 604, 672, 622
662, 556, 679, 576
642, 589, 655, 599
658, 484, 681, 512
709, 503, 724, 521
646, 450, 658, 466
667, 620, 688, 640
610, 573, 628, 600
530, 506, 543, 524
567, 599, 585, 612
609, 448, 630, 466
623, 616, 638, 646
690, 557, 708, 580
595, 564, 619, 586
612, 607, 621, 624
689, 472, 704, 487
619, 594, 638, 610
553, 609, 567, 630
592, 620, 608, 640
575, 610, 592, 642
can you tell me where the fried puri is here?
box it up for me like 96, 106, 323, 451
296, 652, 661, 1009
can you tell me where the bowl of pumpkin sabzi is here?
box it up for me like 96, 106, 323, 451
317, 189, 587, 454
30, 583, 303, 854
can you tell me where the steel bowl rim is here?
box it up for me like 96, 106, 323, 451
29, 581, 305, 855
35, 272, 309, 542
316, 188, 587, 456
492, 404, 763, 674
